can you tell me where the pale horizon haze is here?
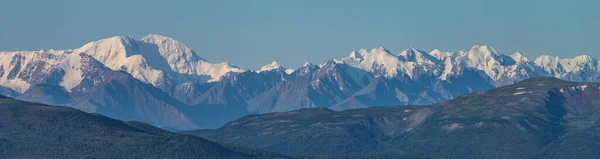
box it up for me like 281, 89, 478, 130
1, 0, 599, 70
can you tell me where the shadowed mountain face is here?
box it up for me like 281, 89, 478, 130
0, 95, 290, 159
187, 77, 600, 158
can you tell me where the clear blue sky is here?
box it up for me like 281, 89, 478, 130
1, 0, 599, 69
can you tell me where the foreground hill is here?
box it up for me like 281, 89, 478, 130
0, 95, 289, 159
188, 77, 600, 158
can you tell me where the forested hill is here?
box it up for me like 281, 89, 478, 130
0, 95, 290, 159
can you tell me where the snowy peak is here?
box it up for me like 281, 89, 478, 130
74, 36, 141, 70
0, 34, 247, 94
350, 46, 393, 58
428, 49, 453, 60
398, 47, 439, 64
560, 55, 598, 72
257, 61, 284, 72
534, 55, 563, 75
303, 62, 315, 67
285, 69, 295, 74
468, 45, 500, 55
373, 46, 392, 55
75, 34, 245, 84
335, 46, 430, 79
535, 55, 598, 71
349, 51, 363, 62
456, 45, 509, 67
511, 52, 530, 63
534, 55, 561, 66
573, 55, 595, 63
140, 34, 204, 62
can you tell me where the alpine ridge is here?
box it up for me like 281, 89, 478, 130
1, 34, 600, 130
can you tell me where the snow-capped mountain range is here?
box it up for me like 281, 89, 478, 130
1, 34, 598, 130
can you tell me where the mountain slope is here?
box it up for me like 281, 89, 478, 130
188, 77, 600, 158
5, 35, 600, 130
0, 35, 249, 130
247, 61, 372, 113
12, 53, 198, 129
0, 95, 289, 159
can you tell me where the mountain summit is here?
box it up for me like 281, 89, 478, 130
75, 34, 244, 86
2, 35, 600, 129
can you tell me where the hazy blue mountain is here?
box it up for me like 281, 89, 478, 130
171, 69, 291, 128
188, 77, 600, 158
247, 61, 372, 113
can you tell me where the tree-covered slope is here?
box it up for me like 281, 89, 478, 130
0, 95, 290, 159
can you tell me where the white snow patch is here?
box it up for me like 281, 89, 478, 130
513, 91, 532, 95
443, 123, 464, 131
58, 53, 84, 92
257, 61, 283, 72
514, 91, 527, 95
285, 69, 295, 74
0, 50, 70, 93
0, 78, 31, 93
476, 122, 485, 127
580, 85, 588, 91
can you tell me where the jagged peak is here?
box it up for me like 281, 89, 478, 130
372, 46, 392, 54
534, 55, 596, 65
398, 47, 438, 63
141, 34, 174, 41
464, 45, 500, 56
139, 34, 202, 61
573, 55, 595, 62
429, 49, 454, 60
511, 52, 530, 63
79, 36, 135, 47
346, 46, 395, 63
257, 61, 283, 72
285, 69, 295, 74
74, 35, 138, 58
455, 45, 511, 67
358, 48, 369, 56
349, 51, 362, 60
398, 47, 419, 55
534, 55, 562, 66
559, 55, 597, 72
535, 55, 560, 61
303, 62, 315, 67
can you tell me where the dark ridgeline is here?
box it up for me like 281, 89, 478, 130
187, 77, 600, 159
0, 94, 290, 159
